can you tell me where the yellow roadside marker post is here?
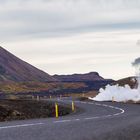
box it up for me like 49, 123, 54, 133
112, 96, 114, 102
50, 95, 52, 99
72, 101, 75, 112
32, 96, 34, 100
55, 103, 59, 118
37, 95, 40, 101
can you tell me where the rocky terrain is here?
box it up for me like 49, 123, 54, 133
0, 99, 71, 122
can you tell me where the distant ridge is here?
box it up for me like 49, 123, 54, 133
53, 72, 108, 82
0, 46, 56, 82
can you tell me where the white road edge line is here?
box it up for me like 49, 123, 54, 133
53, 101, 125, 123
74, 119, 80, 121
85, 117, 99, 120
74, 100, 124, 120
0, 123, 44, 130
54, 120, 71, 123
0, 100, 125, 128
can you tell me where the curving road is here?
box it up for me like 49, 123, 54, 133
0, 98, 140, 140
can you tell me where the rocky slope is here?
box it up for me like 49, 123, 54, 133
0, 46, 56, 82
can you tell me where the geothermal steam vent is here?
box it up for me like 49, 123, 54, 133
89, 57, 140, 102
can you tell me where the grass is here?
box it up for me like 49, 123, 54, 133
62, 90, 98, 98
0, 81, 86, 94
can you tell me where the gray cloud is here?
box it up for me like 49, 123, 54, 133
132, 57, 140, 66
0, 0, 140, 41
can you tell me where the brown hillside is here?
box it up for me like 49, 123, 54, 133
114, 77, 137, 89
0, 46, 56, 82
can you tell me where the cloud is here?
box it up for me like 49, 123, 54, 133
0, 0, 140, 41
1, 0, 140, 80
3, 29, 140, 79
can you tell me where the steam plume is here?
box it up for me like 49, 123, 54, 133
132, 57, 140, 66
132, 57, 140, 93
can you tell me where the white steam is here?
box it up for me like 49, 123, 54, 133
90, 57, 140, 102
89, 84, 140, 102
132, 57, 140, 93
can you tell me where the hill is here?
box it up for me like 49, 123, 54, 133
0, 46, 114, 95
52, 72, 113, 93
53, 72, 106, 82
0, 47, 56, 82
114, 77, 137, 89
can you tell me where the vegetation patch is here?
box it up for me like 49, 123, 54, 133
0, 82, 86, 94
77, 97, 90, 101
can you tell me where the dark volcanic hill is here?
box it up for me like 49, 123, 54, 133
114, 76, 137, 89
0, 46, 56, 82
53, 72, 108, 82
53, 72, 114, 92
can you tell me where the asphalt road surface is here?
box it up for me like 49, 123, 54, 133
0, 98, 140, 140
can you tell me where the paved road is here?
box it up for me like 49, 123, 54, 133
0, 98, 140, 140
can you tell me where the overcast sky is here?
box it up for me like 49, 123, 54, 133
1, 0, 140, 80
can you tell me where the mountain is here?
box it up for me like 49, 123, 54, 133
0, 46, 56, 82
0, 46, 114, 95
53, 72, 114, 92
53, 72, 108, 82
